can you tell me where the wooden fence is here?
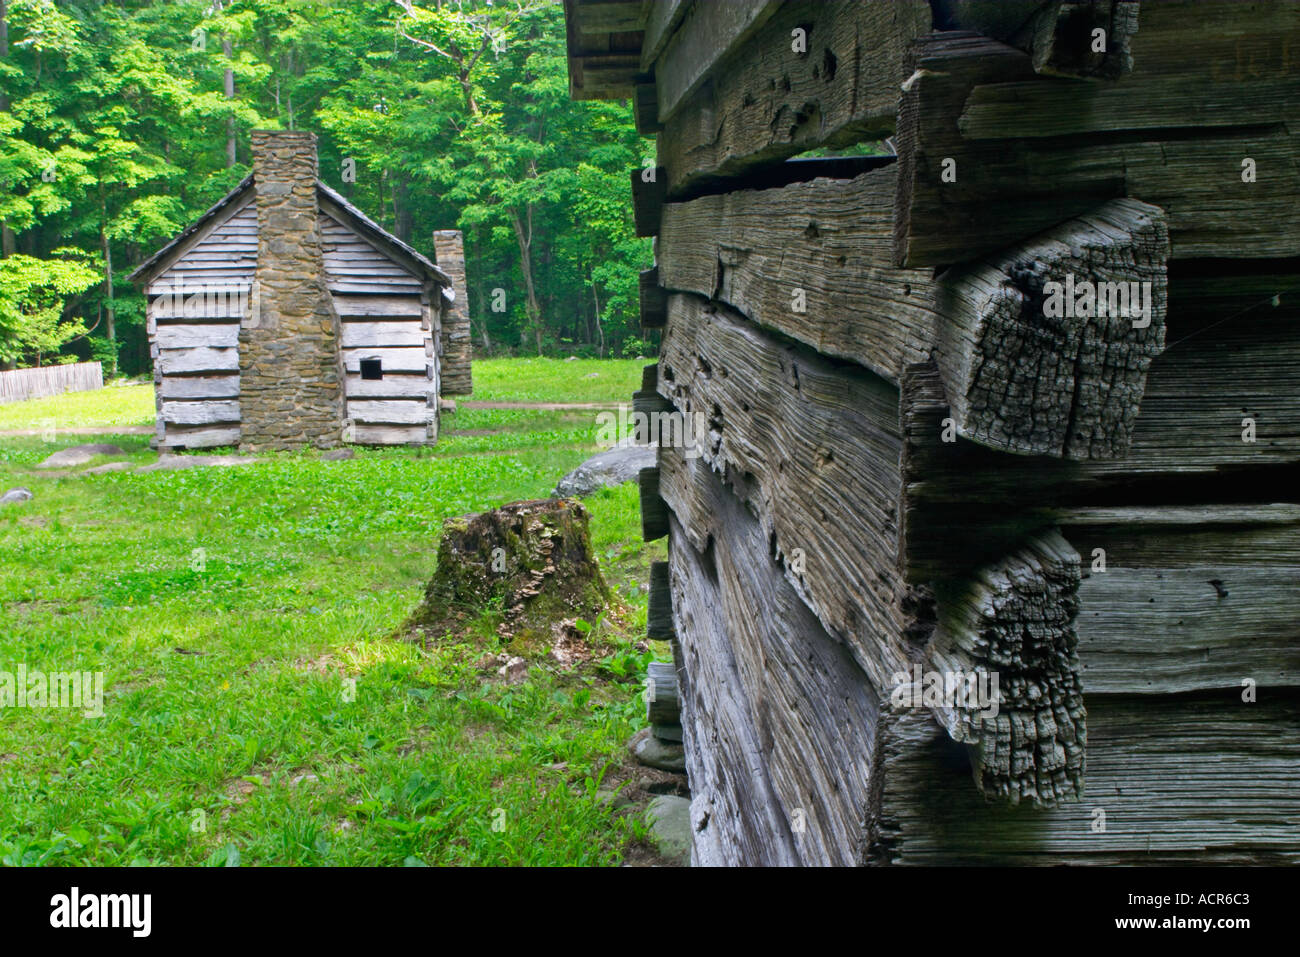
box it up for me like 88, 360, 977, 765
0, 362, 104, 404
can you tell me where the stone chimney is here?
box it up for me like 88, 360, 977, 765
239, 130, 344, 451
432, 229, 473, 395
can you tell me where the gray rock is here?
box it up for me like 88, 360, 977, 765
646, 795, 692, 866
631, 727, 686, 773
555, 441, 657, 497
1, 487, 33, 505
320, 448, 355, 461
36, 444, 126, 469
138, 453, 256, 473
84, 462, 135, 476
652, 722, 683, 743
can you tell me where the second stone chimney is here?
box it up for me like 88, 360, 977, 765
432, 229, 473, 396
239, 130, 344, 451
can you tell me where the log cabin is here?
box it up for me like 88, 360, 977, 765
129, 130, 473, 452
564, 0, 1300, 864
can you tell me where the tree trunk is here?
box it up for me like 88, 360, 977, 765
392, 176, 412, 243
590, 268, 605, 357
223, 40, 235, 167
1, 0, 15, 257
100, 214, 117, 378
509, 208, 543, 355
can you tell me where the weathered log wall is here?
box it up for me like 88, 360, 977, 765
564, 0, 1300, 865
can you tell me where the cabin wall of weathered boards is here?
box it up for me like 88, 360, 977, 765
562, 0, 1300, 864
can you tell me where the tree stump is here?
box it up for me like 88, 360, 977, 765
409, 499, 612, 655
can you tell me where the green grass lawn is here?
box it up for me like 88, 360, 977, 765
0, 360, 665, 866
469, 357, 643, 404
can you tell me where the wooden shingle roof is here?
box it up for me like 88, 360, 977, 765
129, 178, 450, 289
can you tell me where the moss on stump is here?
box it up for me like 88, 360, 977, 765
410, 498, 612, 654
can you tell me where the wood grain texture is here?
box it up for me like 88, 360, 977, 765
656, 0, 930, 198
901, 270, 1300, 583
651, 0, 781, 124
894, 31, 1300, 267
1064, 504, 1300, 694
934, 199, 1168, 459
871, 695, 1300, 864
658, 163, 937, 386
656, 294, 913, 697
924, 530, 1086, 807
345, 399, 431, 426
157, 347, 240, 375
161, 399, 241, 426
669, 480, 882, 866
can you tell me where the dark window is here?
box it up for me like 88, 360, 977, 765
360, 358, 383, 380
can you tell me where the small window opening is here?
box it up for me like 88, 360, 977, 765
360, 358, 383, 380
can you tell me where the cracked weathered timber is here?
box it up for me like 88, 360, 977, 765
922, 530, 1086, 808
870, 695, 1300, 864
667, 477, 882, 867
655, 293, 912, 697
654, 0, 930, 199
657, 174, 1170, 461
933, 198, 1168, 459
894, 28, 1300, 266
1062, 504, 1300, 695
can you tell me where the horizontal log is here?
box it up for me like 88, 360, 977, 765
331, 294, 424, 318
161, 399, 241, 426
1063, 504, 1300, 695
657, 163, 937, 386
155, 323, 241, 350
158, 375, 240, 400
159, 425, 241, 450
894, 31, 1300, 266
340, 320, 428, 349
651, 0, 781, 124
656, 0, 930, 199
639, 0, 689, 72
341, 346, 431, 375
669, 475, 882, 866
346, 399, 431, 426
660, 170, 1173, 461
656, 294, 910, 697
871, 695, 1300, 864
344, 374, 433, 399
157, 347, 240, 375
670, 513, 801, 868
346, 423, 430, 445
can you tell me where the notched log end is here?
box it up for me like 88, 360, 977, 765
939, 198, 1169, 460
926, 530, 1087, 808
